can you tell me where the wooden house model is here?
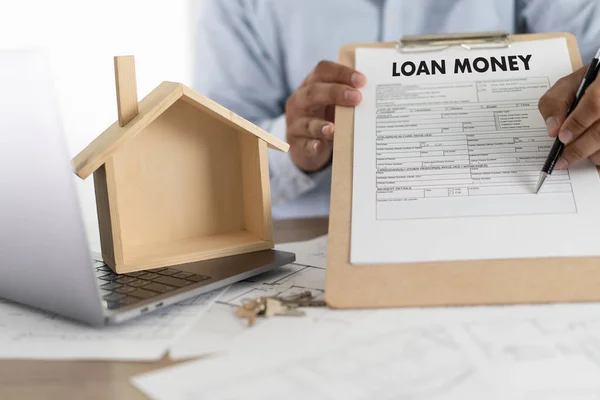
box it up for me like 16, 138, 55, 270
73, 56, 289, 273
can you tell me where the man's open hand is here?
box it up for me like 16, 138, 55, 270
285, 61, 366, 172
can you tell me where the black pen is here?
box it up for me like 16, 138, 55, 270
536, 49, 600, 194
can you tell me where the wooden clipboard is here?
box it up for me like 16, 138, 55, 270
326, 32, 600, 309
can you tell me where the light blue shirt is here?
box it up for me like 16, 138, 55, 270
193, 0, 600, 219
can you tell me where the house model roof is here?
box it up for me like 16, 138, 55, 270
73, 81, 289, 180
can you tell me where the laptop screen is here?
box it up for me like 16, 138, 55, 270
0, 49, 104, 325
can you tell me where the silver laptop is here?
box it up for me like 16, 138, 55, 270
0, 49, 295, 326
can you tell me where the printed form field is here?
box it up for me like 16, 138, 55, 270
375, 77, 576, 220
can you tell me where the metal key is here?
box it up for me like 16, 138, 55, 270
277, 291, 312, 303
275, 291, 327, 308
287, 300, 327, 307
264, 298, 305, 318
236, 298, 266, 327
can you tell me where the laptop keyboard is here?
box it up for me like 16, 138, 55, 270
93, 262, 212, 310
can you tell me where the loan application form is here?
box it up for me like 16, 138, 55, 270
351, 38, 600, 264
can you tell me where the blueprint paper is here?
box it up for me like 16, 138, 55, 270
169, 235, 329, 360
141, 234, 600, 398
0, 287, 226, 361
169, 261, 326, 360
135, 303, 600, 400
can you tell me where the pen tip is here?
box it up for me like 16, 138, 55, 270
535, 173, 547, 194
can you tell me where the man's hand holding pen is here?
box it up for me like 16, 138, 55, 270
535, 49, 600, 193
539, 57, 600, 170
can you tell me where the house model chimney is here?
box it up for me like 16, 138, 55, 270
114, 55, 139, 127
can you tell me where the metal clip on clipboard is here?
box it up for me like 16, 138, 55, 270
397, 31, 512, 53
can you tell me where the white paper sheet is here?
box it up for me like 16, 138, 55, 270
351, 38, 600, 264
135, 235, 600, 399
0, 287, 226, 361
133, 302, 600, 400
169, 247, 327, 360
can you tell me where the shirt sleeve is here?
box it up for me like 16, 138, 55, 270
517, 0, 600, 64
191, 0, 331, 207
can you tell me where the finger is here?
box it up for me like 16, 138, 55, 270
304, 138, 331, 156
589, 150, 600, 166
289, 137, 333, 172
305, 60, 367, 88
288, 117, 334, 141
557, 80, 600, 144
556, 119, 600, 169
538, 66, 587, 137
291, 137, 331, 158
293, 83, 361, 110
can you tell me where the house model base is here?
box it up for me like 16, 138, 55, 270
73, 56, 289, 273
